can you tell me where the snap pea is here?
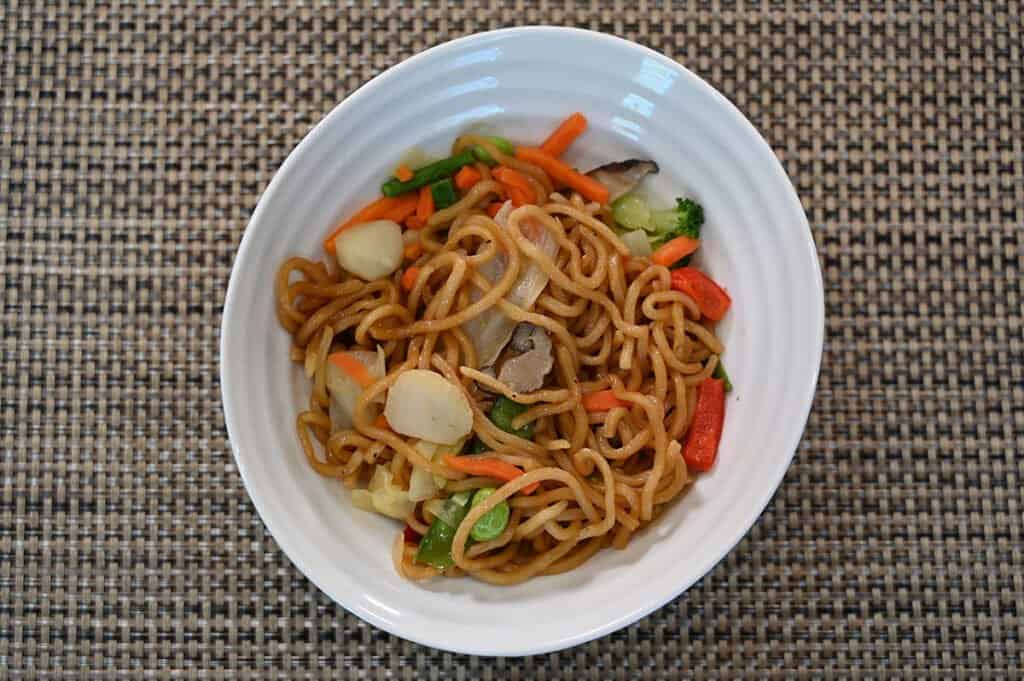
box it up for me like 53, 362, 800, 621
469, 488, 510, 541
415, 491, 473, 569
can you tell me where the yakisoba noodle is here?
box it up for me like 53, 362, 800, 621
276, 114, 731, 585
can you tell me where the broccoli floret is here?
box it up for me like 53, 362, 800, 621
651, 198, 704, 245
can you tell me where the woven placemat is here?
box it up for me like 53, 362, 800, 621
2, 1, 1021, 678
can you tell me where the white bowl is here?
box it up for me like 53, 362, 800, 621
221, 26, 823, 656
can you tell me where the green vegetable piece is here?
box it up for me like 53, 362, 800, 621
469, 488, 510, 541
612, 194, 705, 253
712, 359, 733, 393
651, 198, 704, 245
470, 136, 515, 165
415, 491, 473, 569
414, 518, 458, 569
611, 194, 653, 232
488, 396, 535, 440
381, 150, 476, 196
430, 178, 459, 210
432, 491, 472, 528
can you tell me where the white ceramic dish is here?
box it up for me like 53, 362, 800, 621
221, 26, 823, 656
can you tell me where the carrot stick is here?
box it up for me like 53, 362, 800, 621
373, 414, 391, 430
540, 112, 588, 157
442, 454, 539, 495
323, 196, 403, 254
581, 389, 629, 412
651, 235, 701, 266
492, 166, 536, 206
328, 352, 375, 388
395, 164, 414, 182
486, 202, 505, 217
400, 266, 421, 291
514, 146, 610, 205
454, 165, 482, 192
381, 193, 419, 223
415, 185, 434, 222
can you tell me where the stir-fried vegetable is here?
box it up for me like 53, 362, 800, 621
382, 150, 476, 196
323, 195, 418, 254
415, 491, 473, 569
454, 165, 482, 191
408, 438, 465, 501
462, 202, 560, 367
415, 185, 434, 224
328, 352, 375, 388
488, 396, 534, 439
620, 229, 653, 257
469, 488, 510, 541
384, 369, 473, 444
651, 234, 700, 267
325, 347, 386, 430
581, 389, 628, 412
492, 166, 535, 206
682, 378, 726, 471
670, 267, 732, 321
333, 219, 404, 280
351, 466, 416, 519
712, 360, 733, 393
514, 146, 610, 204
400, 266, 421, 291
540, 112, 588, 157
469, 136, 515, 165
430, 178, 459, 210
394, 164, 414, 182
587, 160, 658, 203
611, 194, 652, 232
442, 454, 539, 494
612, 195, 705, 250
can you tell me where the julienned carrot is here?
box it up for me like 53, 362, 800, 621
323, 195, 409, 254
540, 112, 588, 157
454, 165, 482, 191
401, 266, 421, 291
373, 414, 391, 430
682, 378, 725, 471
651, 235, 701, 266
416, 185, 435, 222
581, 389, 629, 412
486, 202, 504, 217
395, 164, 414, 182
514, 146, 610, 205
382, 194, 419, 223
328, 352, 375, 388
492, 166, 535, 206
442, 454, 539, 495
405, 215, 424, 230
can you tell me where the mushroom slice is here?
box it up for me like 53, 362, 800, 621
586, 159, 659, 202
497, 324, 554, 394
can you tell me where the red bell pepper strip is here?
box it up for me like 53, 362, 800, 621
682, 377, 726, 472
670, 267, 732, 321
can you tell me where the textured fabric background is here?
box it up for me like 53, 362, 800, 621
1, 1, 1022, 678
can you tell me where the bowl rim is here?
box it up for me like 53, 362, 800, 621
220, 25, 825, 656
